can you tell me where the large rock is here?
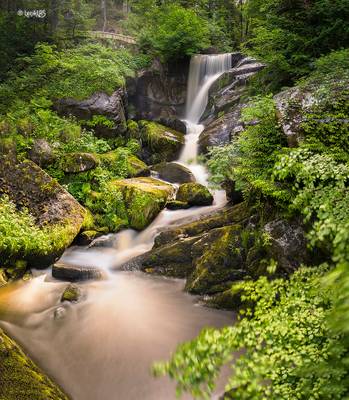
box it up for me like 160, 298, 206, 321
53, 262, 103, 281
0, 329, 69, 399
0, 158, 86, 269
185, 225, 247, 294
127, 58, 189, 121
60, 152, 98, 173
202, 56, 265, 124
28, 139, 55, 167
97, 150, 149, 178
263, 219, 308, 273
274, 86, 313, 147
198, 105, 245, 154
152, 162, 195, 184
110, 177, 175, 230
136, 121, 185, 164
54, 88, 127, 138
176, 183, 214, 206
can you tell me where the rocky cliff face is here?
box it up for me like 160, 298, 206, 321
126, 58, 189, 121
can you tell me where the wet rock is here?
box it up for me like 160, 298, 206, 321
154, 202, 250, 247
0, 158, 86, 269
198, 105, 245, 155
176, 183, 214, 206
76, 230, 102, 246
157, 117, 187, 134
152, 162, 195, 184
60, 152, 98, 173
166, 200, 191, 210
0, 268, 8, 287
110, 177, 175, 230
61, 284, 81, 302
185, 225, 246, 295
54, 88, 127, 138
127, 58, 189, 121
137, 121, 185, 164
28, 139, 55, 167
54, 307, 67, 320
0, 329, 69, 399
52, 262, 103, 281
263, 219, 308, 273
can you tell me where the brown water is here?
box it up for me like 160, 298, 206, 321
0, 272, 233, 400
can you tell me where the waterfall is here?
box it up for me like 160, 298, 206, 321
179, 53, 232, 171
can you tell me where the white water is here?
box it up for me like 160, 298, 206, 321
0, 53, 234, 400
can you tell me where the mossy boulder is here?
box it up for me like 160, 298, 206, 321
110, 177, 175, 230
185, 225, 246, 295
60, 152, 98, 173
97, 149, 149, 178
75, 230, 101, 246
133, 121, 185, 164
152, 162, 195, 184
0, 329, 69, 400
176, 183, 214, 206
166, 200, 191, 210
0, 158, 86, 270
61, 283, 81, 302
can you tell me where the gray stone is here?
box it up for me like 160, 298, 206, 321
28, 139, 55, 167
52, 262, 104, 281
152, 162, 195, 184
264, 219, 308, 273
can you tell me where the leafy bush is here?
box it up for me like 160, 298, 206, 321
155, 265, 346, 399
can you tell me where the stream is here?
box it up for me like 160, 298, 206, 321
0, 54, 234, 400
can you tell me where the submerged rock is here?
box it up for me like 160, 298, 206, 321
53, 262, 103, 281
176, 183, 214, 206
0, 329, 69, 399
152, 162, 195, 184
110, 177, 175, 230
61, 283, 81, 302
60, 152, 98, 173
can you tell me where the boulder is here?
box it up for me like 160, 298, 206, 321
60, 152, 98, 173
61, 283, 81, 302
274, 86, 312, 147
185, 225, 246, 294
198, 105, 245, 154
54, 88, 127, 138
28, 139, 55, 167
152, 162, 195, 184
127, 58, 189, 121
157, 117, 187, 134
0, 329, 69, 399
136, 121, 185, 164
110, 177, 175, 230
97, 150, 149, 178
75, 230, 102, 246
53, 262, 104, 281
166, 200, 191, 210
176, 183, 213, 206
263, 219, 308, 273
0, 158, 86, 269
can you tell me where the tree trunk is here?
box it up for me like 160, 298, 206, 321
101, 0, 107, 32
50, 0, 59, 34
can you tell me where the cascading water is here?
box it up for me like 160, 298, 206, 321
0, 54, 234, 400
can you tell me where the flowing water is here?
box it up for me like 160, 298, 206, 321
0, 54, 233, 400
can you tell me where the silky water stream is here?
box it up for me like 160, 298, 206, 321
0, 54, 233, 400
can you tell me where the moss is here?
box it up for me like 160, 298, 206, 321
59, 152, 98, 173
176, 183, 214, 206
185, 225, 246, 295
110, 177, 175, 230
166, 200, 191, 210
135, 121, 185, 163
0, 329, 69, 400
61, 284, 81, 302
97, 149, 148, 178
